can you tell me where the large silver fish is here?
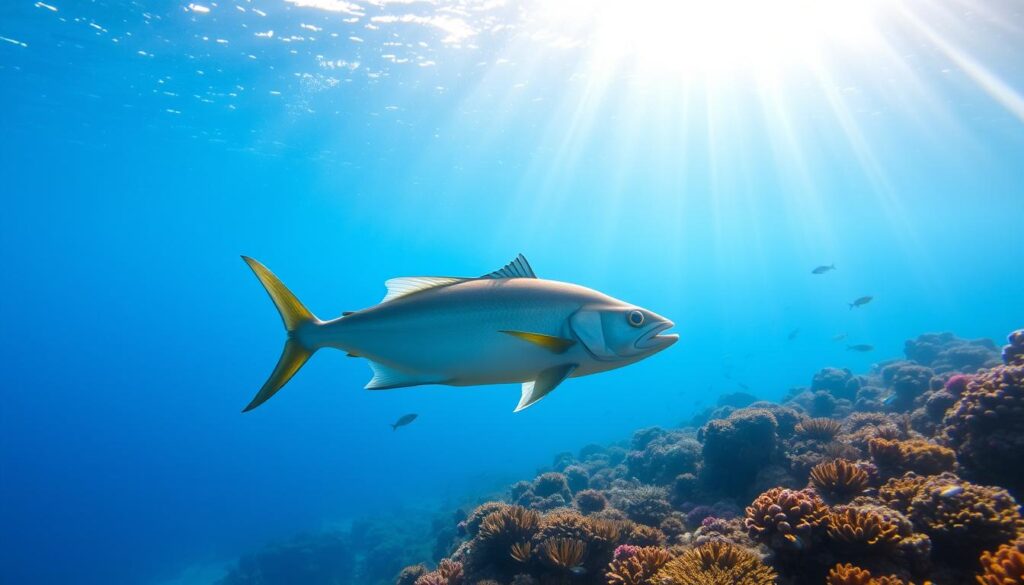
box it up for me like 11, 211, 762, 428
241, 254, 678, 412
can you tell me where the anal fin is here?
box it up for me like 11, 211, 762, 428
515, 364, 577, 412
500, 330, 575, 354
365, 360, 431, 390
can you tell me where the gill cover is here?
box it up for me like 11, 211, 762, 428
570, 308, 616, 360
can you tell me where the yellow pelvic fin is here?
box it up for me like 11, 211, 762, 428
500, 330, 576, 354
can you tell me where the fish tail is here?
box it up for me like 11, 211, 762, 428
241, 256, 321, 412
391, 424, 398, 431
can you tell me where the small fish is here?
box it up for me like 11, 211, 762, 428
938, 485, 963, 497
849, 296, 873, 309
812, 264, 836, 274
737, 382, 749, 390
569, 566, 587, 576
847, 344, 874, 352
391, 413, 418, 431
787, 328, 800, 341
241, 254, 677, 412
882, 393, 898, 405
832, 333, 848, 342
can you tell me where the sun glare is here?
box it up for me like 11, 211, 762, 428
532, 0, 883, 76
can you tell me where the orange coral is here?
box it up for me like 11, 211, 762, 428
868, 438, 956, 476
825, 563, 926, 585
606, 546, 672, 585
796, 418, 844, 441
745, 487, 827, 548
879, 472, 1021, 555
809, 459, 870, 502
539, 537, 586, 569
977, 538, 1024, 585
655, 541, 777, 585
826, 506, 904, 551
509, 541, 532, 563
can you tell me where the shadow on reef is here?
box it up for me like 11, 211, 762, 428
220, 330, 1024, 585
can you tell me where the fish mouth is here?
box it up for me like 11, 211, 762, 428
636, 320, 679, 350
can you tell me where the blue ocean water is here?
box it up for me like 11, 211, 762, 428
1, 1, 1022, 583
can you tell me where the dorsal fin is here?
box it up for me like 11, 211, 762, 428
481, 254, 536, 279
381, 276, 465, 303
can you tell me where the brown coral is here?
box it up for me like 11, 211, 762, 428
472, 505, 541, 573
510, 541, 532, 563
796, 418, 845, 441
826, 506, 904, 551
413, 559, 464, 585
868, 438, 956, 477
655, 540, 777, 585
810, 459, 871, 503
606, 546, 672, 585
940, 352, 1024, 494
879, 472, 1021, 556
745, 487, 827, 548
977, 538, 1024, 585
539, 537, 586, 569
825, 563, 916, 585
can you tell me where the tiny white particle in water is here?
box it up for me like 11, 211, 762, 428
215, 38, 228, 44
166, 109, 181, 114
255, 30, 274, 38
34, 1, 58, 11
269, 90, 281, 95
0, 36, 29, 48
349, 36, 363, 42
253, 8, 266, 16
188, 3, 210, 13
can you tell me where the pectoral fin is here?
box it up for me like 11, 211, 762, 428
500, 330, 576, 354
514, 364, 577, 412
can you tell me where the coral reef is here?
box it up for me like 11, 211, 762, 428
218, 328, 1024, 585
939, 332, 1024, 495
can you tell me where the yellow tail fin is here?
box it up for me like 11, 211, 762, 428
241, 256, 319, 412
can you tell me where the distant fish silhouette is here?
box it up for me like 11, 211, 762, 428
737, 382, 749, 390
849, 296, 873, 309
832, 333, 848, 342
391, 413, 418, 431
847, 344, 874, 352
812, 264, 836, 274
787, 328, 800, 341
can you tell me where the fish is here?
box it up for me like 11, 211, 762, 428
241, 254, 678, 412
737, 382, 749, 390
938, 485, 963, 497
811, 264, 836, 274
832, 333, 848, 342
849, 296, 873, 309
847, 344, 874, 352
787, 328, 800, 341
391, 413, 417, 431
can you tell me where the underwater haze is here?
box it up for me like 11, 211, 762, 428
1, 0, 1023, 583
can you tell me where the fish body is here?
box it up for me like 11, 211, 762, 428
787, 328, 800, 341
832, 333, 848, 342
391, 413, 417, 430
812, 264, 836, 274
847, 344, 874, 352
241, 255, 677, 412
849, 296, 873, 309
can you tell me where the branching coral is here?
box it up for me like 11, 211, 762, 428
825, 563, 918, 585
825, 506, 905, 552
413, 560, 464, 585
605, 545, 672, 585
471, 505, 541, 573
461, 502, 508, 537
868, 438, 956, 477
796, 417, 845, 441
510, 541, 532, 564
626, 430, 702, 484
655, 541, 777, 585
745, 487, 827, 549
976, 538, 1024, 585
539, 537, 586, 570
809, 459, 871, 503
939, 343, 1024, 494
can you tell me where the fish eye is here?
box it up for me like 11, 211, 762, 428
627, 310, 644, 327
